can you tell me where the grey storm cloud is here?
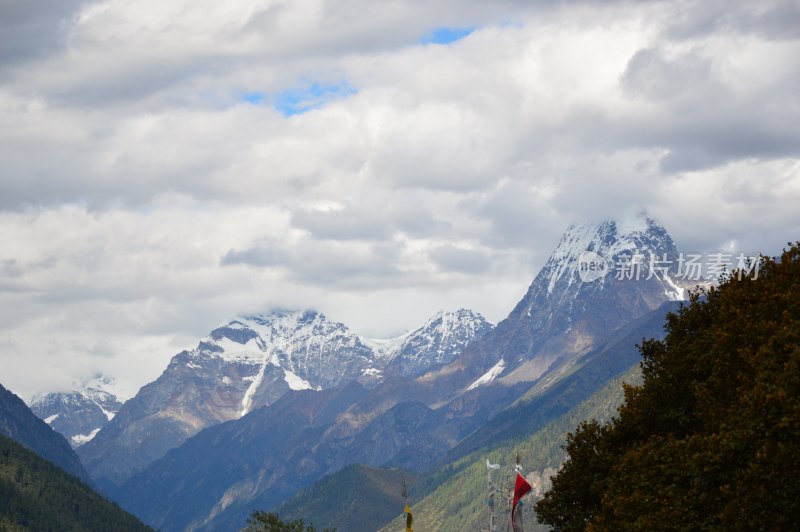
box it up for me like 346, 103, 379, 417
221, 237, 405, 289
289, 199, 456, 241
0, 0, 87, 68
428, 245, 491, 274
291, 207, 395, 241
621, 47, 718, 102
609, 44, 800, 173
220, 246, 279, 268
661, 0, 800, 42
0, 259, 24, 278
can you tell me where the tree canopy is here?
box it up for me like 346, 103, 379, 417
536, 243, 800, 530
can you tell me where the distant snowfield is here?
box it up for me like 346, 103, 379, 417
72, 428, 101, 446
468, 358, 506, 391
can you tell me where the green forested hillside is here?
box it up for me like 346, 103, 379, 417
375, 365, 641, 532
0, 433, 152, 532
277, 464, 418, 532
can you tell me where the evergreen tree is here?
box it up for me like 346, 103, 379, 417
536, 243, 800, 530
245, 510, 336, 532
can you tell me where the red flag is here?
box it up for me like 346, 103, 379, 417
511, 472, 532, 531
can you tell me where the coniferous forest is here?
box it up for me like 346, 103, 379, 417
0, 433, 151, 532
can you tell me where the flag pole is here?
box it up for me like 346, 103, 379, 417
486, 459, 501, 532
504, 457, 514, 532
401, 472, 413, 532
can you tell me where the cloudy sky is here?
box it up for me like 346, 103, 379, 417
1, 0, 798, 399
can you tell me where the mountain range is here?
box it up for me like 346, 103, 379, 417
77, 308, 493, 489
24, 215, 693, 531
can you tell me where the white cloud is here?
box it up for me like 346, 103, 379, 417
0, 0, 798, 399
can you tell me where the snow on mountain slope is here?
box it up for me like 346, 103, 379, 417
467, 358, 506, 391
29, 376, 123, 448
360, 332, 412, 359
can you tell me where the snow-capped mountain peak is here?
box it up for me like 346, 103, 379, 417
461, 216, 688, 389
29, 375, 124, 448
178, 309, 377, 416
80, 375, 126, 417
383, 308, 495, 377
537, 215, 685, 302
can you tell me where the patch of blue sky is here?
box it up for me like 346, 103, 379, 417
420, 26, 475, 45
242, 92, 265, 105
273, 81, 357, 117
